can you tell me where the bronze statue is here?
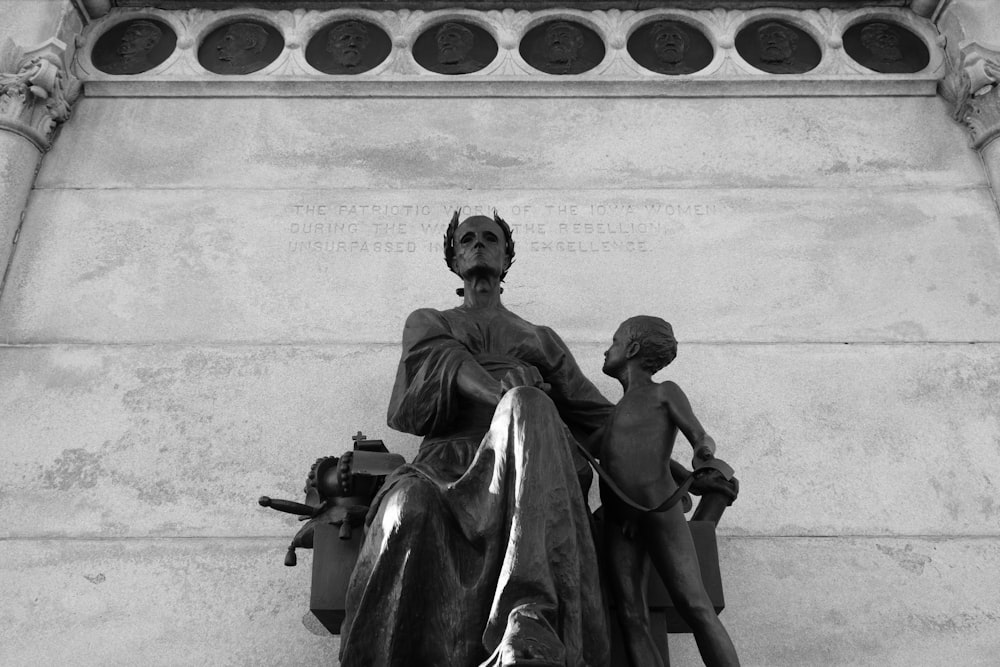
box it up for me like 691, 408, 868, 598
259, 435, 405, 566
434, 22, 485, 74
338, 212, 612, 666
650, 21, 689, 69
326, 20, 371, 70
214, 22, 271, 74
102, 20, 163, 75
598, 316, 740, 667
757, 22, 799, 71
842, 20, 927, 74
539, 21, 597, 75
860, 23, 903, 64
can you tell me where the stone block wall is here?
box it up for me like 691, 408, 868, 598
2, 3, 999, 665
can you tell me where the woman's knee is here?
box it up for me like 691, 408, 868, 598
504, 385, 551, 406
377, 478, 441, 530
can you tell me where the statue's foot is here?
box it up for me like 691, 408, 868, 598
485, 608, 565, 667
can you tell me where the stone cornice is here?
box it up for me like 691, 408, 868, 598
0, 38, 82, 151
83, 2, 948, 22
75, 5, 943, 98
111, 1, 912, 9
940, 41, 1000, 150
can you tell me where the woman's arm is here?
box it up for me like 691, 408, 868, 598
456, 360, 551, 407
456, 359, 503, 406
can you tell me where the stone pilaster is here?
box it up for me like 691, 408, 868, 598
0, 38, 80, 150
0, 37, 79, 287
936, 0, 1000, 205
940, 41, 1000, 202
940, 41, 1000, 149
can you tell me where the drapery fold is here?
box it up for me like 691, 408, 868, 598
340, 306, 613, 667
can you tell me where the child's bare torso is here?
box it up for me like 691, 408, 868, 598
600, 383, 679, 506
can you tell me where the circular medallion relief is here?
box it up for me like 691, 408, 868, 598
198, 20, 284, 75
520, 20, 605, 75
735, 19, 821, 74
93, 18, 177, 75
306, 20, 391, 75
628, 20, 713, 75
413, 21, 497, 75
843, 21, 929, 74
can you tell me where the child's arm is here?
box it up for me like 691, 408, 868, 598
658, 381, 716, 465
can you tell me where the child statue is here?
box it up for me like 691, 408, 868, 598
598, 315, 741, 667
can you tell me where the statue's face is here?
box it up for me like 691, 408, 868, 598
217, 25, 258, 63
602, 327, 629, 377
652, 24, 687, 64
217, 29, 242, 62
328, 23, 370, 67
861, 24, 902, 62
118, 24, 159, 59
758, 24, 795, 63
453, 217, 508, 278
545, 24, 582, 64
437, 25, 472, 65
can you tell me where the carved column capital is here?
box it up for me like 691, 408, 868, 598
941, 41, 1000, 150
0, 38, 82, 151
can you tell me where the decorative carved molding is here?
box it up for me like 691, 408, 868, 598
78, 0, 113, 20
940, 41, 1000, 150
0, 38, 82, 151
910, 0, 944, 19
75, 6, 944, 98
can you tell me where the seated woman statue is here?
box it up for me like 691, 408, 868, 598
339, 212, 614, 667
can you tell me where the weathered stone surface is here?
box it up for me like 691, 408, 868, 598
0, 0, 75, 46
672, 537, 1000, 667
2, 343, 998, 539
0, 344, 413, 539
0, 538, 340, 667
685, 342, 1000, 537
1, 536, 997, 666
939, 0, 1000, 49
3, 186, 999, 344
39, 96, 980, 190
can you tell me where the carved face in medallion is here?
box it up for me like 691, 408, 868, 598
436, 23, 475, 65
650, 22, 689, 65
544, 22, 584, 65
327, 20, 371, 68
860, 23, 903, 63
117, 20, 162, 62
216, 22, 269, 66
453, 216, 509, 279
757, 22, 798, 64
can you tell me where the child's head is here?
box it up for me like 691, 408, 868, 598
617, 315, 677, 374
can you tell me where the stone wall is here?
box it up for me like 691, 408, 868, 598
2, 2, 1000, 665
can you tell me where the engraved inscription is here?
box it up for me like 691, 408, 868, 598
283, 199, 723, 271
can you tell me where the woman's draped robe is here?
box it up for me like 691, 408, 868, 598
340, 306, 613, 667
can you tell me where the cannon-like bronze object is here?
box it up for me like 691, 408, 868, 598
258, 433, 405, 566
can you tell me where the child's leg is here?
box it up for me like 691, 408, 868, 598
642, 507, 741, 667
605, 517, 665, 667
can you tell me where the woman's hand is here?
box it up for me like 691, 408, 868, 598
500, 366, 551, 395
